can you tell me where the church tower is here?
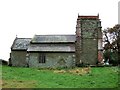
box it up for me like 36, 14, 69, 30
75, 14, 102, 65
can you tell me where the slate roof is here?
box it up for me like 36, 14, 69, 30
27, 44, 75, 52
11, 38, 31, 50
31, 35, 76, 44
11, 35, 76, 52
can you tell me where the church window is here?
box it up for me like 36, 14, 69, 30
39, 54, 46, 63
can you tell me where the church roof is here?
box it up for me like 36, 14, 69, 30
27, 44, 75, 52
11, 35, 76, 52
31, 35, 76, 44
11, 38, 31, 50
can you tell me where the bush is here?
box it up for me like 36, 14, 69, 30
103, 50, 118, 65
0, 59, 8, 65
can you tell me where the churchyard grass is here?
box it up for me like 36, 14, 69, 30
1, 65, 119, 88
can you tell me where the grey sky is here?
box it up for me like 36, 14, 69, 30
118, 1, 120, 24
0, 0, 119, 60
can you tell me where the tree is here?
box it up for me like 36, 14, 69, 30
103, 24, 120, 65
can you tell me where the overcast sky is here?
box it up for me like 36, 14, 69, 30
0, 0, 119, 60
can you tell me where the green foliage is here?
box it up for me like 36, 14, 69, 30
103, 24, 120, 64
2, 65, 119, 88
103, 49, 118, 65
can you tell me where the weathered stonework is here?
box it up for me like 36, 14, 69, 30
11, 51, 28, 67
28, 53, 75, 68
75, 15, 103, 65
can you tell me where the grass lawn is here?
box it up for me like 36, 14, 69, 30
1, 65, 119, 88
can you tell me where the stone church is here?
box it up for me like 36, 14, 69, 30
9, 14, 103, 68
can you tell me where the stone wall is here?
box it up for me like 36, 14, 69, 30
76, 18, 101, 65
81, 39, 98, 65
81, 19, 98, 65
11, 51, 28, 67
28, 52, 75, 68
